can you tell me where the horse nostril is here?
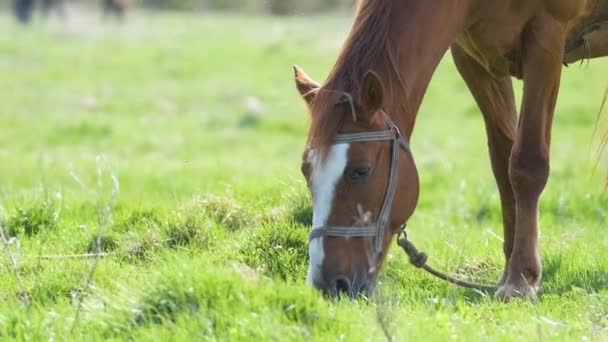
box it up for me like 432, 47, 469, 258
333, 276, 352, 295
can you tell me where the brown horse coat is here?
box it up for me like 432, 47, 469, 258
566, 1, 608, 62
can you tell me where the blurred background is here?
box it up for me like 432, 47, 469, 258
0, 0, 371, 203
3, 0, 356, 22
1, 0, 606, 204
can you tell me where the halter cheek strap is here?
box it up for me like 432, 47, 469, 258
309, 111, 410, 257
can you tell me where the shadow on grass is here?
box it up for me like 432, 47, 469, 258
539, 254, 608, 296
285, 190, 312, 227
422, 253, 608, 303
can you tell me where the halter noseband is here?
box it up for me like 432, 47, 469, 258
309, 105, 411, 257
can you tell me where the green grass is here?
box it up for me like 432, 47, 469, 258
1, 10, 608, 341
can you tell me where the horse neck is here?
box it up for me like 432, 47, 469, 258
333, 0, 472, 139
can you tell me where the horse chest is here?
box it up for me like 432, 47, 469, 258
455, 12, 533, 78
455, 0, 593, 76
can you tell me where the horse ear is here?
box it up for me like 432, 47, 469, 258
294, 65, 320, 104
358, 71, 384, 115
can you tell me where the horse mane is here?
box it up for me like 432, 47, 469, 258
307, 0, 402, 152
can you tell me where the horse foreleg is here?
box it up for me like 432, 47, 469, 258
496, 13, 566, 300
450, 44, 517, 286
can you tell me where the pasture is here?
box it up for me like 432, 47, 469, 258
1, 11, 608, 340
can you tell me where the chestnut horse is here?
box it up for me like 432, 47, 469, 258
295, 0, 608, 299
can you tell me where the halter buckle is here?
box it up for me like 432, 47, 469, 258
392, 125, 402, 140
396, 224, 407, 241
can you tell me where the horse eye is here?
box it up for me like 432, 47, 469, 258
345, 167, 371, 182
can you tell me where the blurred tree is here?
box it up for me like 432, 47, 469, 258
204, 0, 250, 11
267, 0, 293, 15
143, 0, 200, 10
103, 0, 127, 19
41, 0, 67, 19
0, 0, 354, 13
310, 0, 345, 12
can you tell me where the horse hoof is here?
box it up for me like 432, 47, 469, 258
495, 283, 537, 301
497, 271, 508, 287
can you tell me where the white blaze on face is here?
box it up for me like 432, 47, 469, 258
306, 143, 350, 285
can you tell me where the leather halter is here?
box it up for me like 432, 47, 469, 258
308, 110, 411, 257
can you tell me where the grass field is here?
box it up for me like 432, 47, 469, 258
1, 10, 608, 341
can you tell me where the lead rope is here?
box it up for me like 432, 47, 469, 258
396, 227, 498, 292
